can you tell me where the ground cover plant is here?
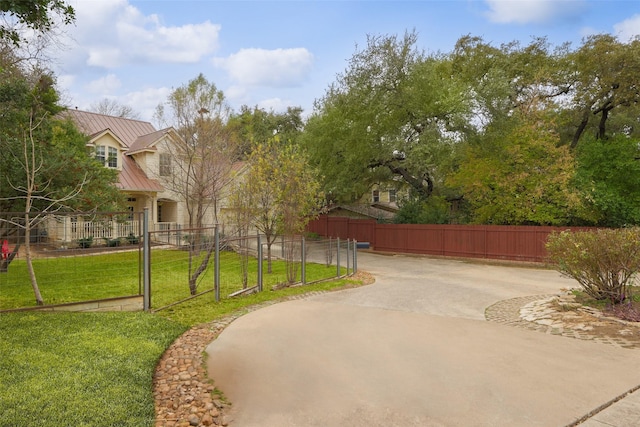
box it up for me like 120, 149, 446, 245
0, 311, 187, 427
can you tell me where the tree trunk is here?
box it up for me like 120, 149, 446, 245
24, 214, 43, 305
571, 110, 590, 149
188, 239, 215, 295
597, 105, 613, 140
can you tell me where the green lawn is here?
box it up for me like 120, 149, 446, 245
0, 311, 187, 427
0, 248, 346, 310
0, 250, 141, 309
0, 248, 363, 427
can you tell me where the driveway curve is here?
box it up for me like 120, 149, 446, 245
206, 253, 640, 426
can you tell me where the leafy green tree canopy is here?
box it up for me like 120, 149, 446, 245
574, 134, 640, 226
303, 31, 470, 204
227, 105, 304, 158
0, 0, 74, 45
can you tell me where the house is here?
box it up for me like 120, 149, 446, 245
62, 109, 186, 226
326, 185, 402, 222
55, 109, 236, 244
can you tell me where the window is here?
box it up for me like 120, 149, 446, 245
372, 189, 380, 203
389, 189, 397, 203
159, 153, 172, 176
95, 146, 105, 165
107, 147, 118, 168
95, 145, 117, 168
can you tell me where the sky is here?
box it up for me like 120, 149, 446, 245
51, 0, 640, 124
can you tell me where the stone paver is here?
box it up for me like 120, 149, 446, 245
485, 294, 640, 349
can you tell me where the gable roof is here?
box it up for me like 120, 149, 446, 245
127, 128, 178, 155
86, 129, 128, 149
61, 109, 157, 148
62, 108, 165, 193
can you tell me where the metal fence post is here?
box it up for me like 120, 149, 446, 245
346, 238, 350, 274
257, 235, 263, 292
143, 208, 151, 311
215, 224, 220, 302
353, 239, 358, 273
336, 237, 341, 277
301, 236, 306, 285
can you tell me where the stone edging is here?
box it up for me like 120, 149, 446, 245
153, 290, 333, 427
485, 294, 640, 349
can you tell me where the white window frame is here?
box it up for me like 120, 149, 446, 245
95, 145, 105, 165
107, 147, 118, 168
159, 153, 172, 176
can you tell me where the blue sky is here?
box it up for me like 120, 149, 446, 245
54, 0, 640, 124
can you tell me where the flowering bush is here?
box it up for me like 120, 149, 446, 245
546, 228, 640, 304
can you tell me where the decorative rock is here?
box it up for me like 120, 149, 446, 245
188, 414, 200, 426
201, 414, 214, 426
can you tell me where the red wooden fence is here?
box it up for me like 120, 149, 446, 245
307, 216, 581, 263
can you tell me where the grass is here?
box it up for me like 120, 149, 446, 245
0, 248, 366, 426
0, 247, 347, 310
155, 276, 361, 325
0, 250, 141, 309
0, 311, 187, 427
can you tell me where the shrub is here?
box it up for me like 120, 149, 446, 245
546, 228, 640, 304
104, 237, 121, 247
126, 233, 139, 245
77, 237, 93, 248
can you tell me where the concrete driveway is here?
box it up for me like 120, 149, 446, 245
206, 253, 640, 426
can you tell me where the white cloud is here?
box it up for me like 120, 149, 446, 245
257, 97, 293, 113
121, 87, 173, 123
62, 0, 220, 68
85, 74, 122, 94
484, 0, 587, 24
56, 74, 76, 92
214, 48, 314, 87
614, 14, 640, 42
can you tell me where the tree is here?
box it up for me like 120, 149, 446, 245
448, 108, 586, 225
227, 105, 304, 158
547, 228, 640, 304
564, 35, 640, 148
0, 70, 122, 305
230, 138, 322, 281
573, 134, 640, 226
0, 0, 74, 46
89, 98, 141, 120
303, 31, 470, 204
154, 74, 237, 295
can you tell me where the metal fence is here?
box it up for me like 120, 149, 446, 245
148, 226, 358, 311
0, 211, 357, 311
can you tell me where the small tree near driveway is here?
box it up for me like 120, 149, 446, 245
230, 138, 323, 280
546, 228, 640, 304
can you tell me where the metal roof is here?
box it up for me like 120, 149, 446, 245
62, 109, 165, 193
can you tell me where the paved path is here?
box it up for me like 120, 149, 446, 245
206, 253, 640, 426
